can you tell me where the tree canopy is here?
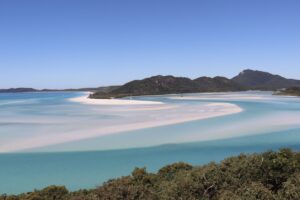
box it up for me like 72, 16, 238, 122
1, 149, 300, 200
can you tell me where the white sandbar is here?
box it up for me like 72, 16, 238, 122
69, 93, 163, 105
2, 103, 243, 152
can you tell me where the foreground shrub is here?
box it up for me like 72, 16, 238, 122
2, 149, 300, 200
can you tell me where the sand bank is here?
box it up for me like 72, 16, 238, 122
170, 95, 269, 101
3, 101, 243, 152
69, 93, 164, 105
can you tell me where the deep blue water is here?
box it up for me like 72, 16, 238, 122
1, 91, 300, 194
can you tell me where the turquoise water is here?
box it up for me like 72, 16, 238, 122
1, 92, 300, 194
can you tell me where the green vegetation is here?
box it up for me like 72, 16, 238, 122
90, 75, 245, 99
276, 87, 300, 97
91, 69, 300, 99
232, 69, 300, 91
2, 149, 300, 199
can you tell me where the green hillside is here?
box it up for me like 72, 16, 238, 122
91, 69, 300, 99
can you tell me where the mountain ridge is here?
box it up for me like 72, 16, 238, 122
232, 69, 300, 90
2, 69, 300, 97
91, 69, 300, 99
90, 75, 244, 99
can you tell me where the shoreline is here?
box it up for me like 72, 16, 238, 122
69, 93, 164, 105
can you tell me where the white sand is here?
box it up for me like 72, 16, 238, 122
69, 93, 164, 105
170, 95, 269, 100
2, 101, 243, 152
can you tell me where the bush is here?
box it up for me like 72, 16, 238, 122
3, 149, 300, 200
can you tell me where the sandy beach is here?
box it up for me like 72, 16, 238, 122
170, 95, 269, 101
69, 93, 164, 105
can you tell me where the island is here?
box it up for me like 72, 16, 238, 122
0, 86, 119, 94
90, 69, 300, 99
2, 69, 300, 99
89, 75, 245, 99
0, 88, 38, 93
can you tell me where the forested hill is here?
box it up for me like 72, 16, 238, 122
90, 75, 245, 99
2, 149, 300, 200
232, 69, 300, 90
90, 69, 300, 99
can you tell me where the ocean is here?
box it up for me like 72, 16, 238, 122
1, 91, 300, 194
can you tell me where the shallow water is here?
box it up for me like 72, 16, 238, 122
1, 91, 300, 194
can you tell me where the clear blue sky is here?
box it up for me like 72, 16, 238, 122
1, 0, 300, 89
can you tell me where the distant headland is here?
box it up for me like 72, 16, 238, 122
0, 86, 119, 94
